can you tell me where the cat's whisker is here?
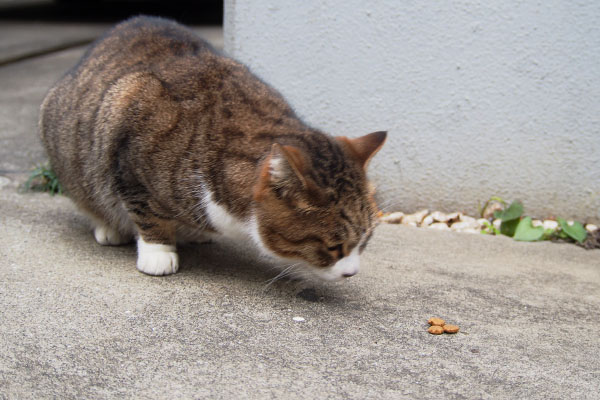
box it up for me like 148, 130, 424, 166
375, 198, 399, 214
272, 263, 300, 281
263, 262, 301, 289
264, 271, 288, 289
265, 264, 291, 283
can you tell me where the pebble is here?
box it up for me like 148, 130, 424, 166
585, 224, 598, 233
459, 215, 477, 224
381, 208, 597, 240
543, 220, 559, 230
430, 211, 460, 223
380, 211, 404, 224
450, 221, 479, 232
428, 222, 450, 231
402, 209, 429, 225
450, 221, 469, 231
458, 215, 481, 229
421, 215, 434, 227
292, 316, 305, 322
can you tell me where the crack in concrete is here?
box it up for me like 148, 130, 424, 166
0, 39, 94, 67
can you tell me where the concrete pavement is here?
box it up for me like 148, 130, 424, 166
1, 13, 599, 400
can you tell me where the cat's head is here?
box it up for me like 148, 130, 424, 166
252, 131, 386, 281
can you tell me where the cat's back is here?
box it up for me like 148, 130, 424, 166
78, 16, 212, 74
51, 16, 213, 98
39, 16, 217, 168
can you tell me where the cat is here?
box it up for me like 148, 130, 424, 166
39, 16, 386, 281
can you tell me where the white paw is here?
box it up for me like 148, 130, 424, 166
94, 224, 131, 245
136, 238, 179, 276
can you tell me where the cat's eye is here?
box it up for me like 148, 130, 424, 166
326, 243, 345, 261
327, 244, 343, 253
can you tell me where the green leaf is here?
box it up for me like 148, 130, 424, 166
480, 220, 501, 235
541, 228, 557, 241
557, 218, 587, 244
493, 201, 524, 222
500, 218, 520, 237
513, 217, 545, 241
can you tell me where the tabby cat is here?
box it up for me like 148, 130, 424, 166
40, 16, 386, 281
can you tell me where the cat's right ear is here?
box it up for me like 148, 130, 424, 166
336, 131, 387, 169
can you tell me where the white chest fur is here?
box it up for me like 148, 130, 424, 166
203, 193, 278, 262
203, 193, 253, 241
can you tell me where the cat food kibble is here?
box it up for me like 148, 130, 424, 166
428, 317, 445, 326
443, 324, 460, 334
427, 317, 460, 335
427, 325, 444, 335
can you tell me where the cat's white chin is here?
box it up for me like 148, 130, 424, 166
312, 247, 361, 281
311, 269, 347, 282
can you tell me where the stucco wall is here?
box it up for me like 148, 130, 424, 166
224, 1, 600, 221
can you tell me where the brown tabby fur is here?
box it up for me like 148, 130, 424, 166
40, 16, 386, 279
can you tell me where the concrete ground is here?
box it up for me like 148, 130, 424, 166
1, 6, 599, 400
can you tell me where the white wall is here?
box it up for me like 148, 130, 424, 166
225, 1, 600, 222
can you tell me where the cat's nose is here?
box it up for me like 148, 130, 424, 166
342, 271, 356, 278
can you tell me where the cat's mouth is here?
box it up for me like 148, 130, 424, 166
301, 247, 360, 282
315, 248, 360, 281
312, 267, 358, 282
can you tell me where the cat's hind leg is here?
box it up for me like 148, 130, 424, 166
93, 222, 132, 246
81, 207, 133, 246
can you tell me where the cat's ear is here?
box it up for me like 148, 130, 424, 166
254, 143, 311, 202
269, 143, 309, 188
336, 131, 387, 169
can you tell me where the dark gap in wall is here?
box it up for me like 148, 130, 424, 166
0, 0, 223, 25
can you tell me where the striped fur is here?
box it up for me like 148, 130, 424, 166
39, 16, 386, 280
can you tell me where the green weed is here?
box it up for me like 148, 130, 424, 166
481, 197, 587, 244
24, 163, 63, 195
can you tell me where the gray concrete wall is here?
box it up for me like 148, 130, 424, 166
224, 1, 600, 222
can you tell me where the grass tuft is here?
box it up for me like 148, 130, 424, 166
24, 163, 63, 195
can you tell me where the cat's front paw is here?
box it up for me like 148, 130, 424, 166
94, 224, 131, 246
136, 239, 179, 276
